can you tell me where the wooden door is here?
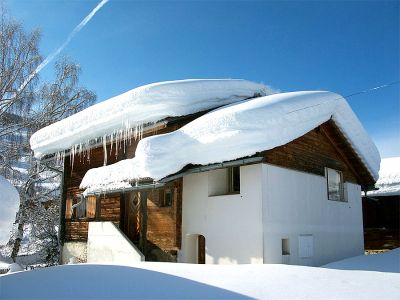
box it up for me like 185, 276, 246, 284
198, 235, 205, 264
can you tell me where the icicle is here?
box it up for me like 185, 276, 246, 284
103, 135, 107, 166
70, 144, 76, 171
79, 142, 83, 163
110, 131, 114, 156
82, 143, 86, 162
119, 129, 123, 150
55, 150, 62, 166
123, 127, 128, 154
129, 128, 133, 145
134, 124, 138, 141
139, 123, 143, 140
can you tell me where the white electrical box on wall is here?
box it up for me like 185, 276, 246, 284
298, 234, 314, 258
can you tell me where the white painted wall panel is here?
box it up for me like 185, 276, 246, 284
87, 222, 144, 265
262, 164, 364, 266
180, 164, 264, 264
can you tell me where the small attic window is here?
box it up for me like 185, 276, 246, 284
208, 166, 240, 196
326, 168, 345, 202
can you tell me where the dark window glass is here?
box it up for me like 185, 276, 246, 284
327, 168, 344, 201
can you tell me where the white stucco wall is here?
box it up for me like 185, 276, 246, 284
262, 164, 364, 266
179, 164, 264, 264
61, 242, 87, 264
87, 222, 144, 265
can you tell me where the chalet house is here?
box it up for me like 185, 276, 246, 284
30, 79, 380, 267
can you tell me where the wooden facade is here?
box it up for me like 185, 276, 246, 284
62, 144, 123, 242
60, 114, 198, 261
60, 116, 375, 261
263, 120, 375, 188
362, 195, 400, 251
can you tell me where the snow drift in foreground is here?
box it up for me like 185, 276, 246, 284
1, 260, 399, 299
366, 157, 400, 197
0, 175, 19, 245
30, 79, 269, 159
323, 247, 400, 273
81, 91, 380, 194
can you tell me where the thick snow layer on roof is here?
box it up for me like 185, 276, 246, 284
0, 176, 19, 245
1, 260, 399, 299
81, 91, 380, 194
30, 79, 269, 158
367, 157, 400, 197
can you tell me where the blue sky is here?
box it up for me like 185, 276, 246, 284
8, 0, 400, 158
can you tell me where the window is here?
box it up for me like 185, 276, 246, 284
282, 238, 290, 255
208, 166, 240, 196
228, 166, 240, 194
66, 195, 97, 219
326, 168, 344, 201
158, 188, 173, 207
76, 197, 86, 219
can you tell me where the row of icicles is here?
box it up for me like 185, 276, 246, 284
53, 123, 146, 171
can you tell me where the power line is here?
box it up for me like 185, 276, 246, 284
344, 80, 400, 99
287, 80, 399, 115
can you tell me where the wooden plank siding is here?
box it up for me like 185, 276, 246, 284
145, 180, 182, 261
61, 115, 198, 244
263, 120, 374, 186
62, 144, 123, 242
100, 196, 120, 221
146, 186, 178, 251
175, 178, 183, 249
65, 221, 88, 241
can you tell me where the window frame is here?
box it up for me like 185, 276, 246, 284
67, 195, 97, 220
158, 188, 173, 207
208, 166, 241, 197
325, 167, 345, 202
227, 166, 240, 195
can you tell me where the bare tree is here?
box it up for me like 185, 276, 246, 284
0, 7, 41, 176
0, 7, 95, 264
10, 58, 95, 263
0, 13, 40, 115
33, 57, 96, 129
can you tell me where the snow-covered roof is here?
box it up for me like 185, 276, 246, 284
30, 79, 270, 158
80, 91, 380, 194
0, 175, 19, 245
367, 157, 400, 197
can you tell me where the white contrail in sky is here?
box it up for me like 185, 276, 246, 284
19, 0, 109, 92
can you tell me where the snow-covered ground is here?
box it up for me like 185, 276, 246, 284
367, 156, 400, 197
81, 90, 380, 195
0, 175, 20, 245
1, 249, 399, 299
323, 247, 400, 273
